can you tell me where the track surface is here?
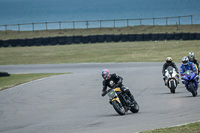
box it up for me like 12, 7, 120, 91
0, 63, 200, 133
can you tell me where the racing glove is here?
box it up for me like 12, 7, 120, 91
101, 91, 107, 97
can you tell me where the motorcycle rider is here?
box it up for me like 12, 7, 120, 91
162, 57, 179, 85
180, 56, 199, 83
188, 51, 199, 75
101, 69, 136, 104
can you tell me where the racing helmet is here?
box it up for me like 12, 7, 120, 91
182, 56, 189, 65
166, 57, 172, 64
101, 69, 110, 80
188, 51, 195, 61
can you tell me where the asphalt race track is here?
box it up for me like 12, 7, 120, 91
0, 63, 200, 133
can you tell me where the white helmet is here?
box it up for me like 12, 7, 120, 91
188, 51, 195, 61
182, 56, 189, 65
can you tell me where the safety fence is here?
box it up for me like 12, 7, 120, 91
0, 15, 200, 31
0, 33, 200, 47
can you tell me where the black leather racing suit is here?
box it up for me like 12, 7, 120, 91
162, 62, 179, 76
101, 73, 135, 101
189, 58, 199, 75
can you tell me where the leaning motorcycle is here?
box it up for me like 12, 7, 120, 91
182, 70, 198, 97
164, 66, 179, 93
105, 87, 139, 115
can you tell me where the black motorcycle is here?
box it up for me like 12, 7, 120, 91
104, 87, 139, 115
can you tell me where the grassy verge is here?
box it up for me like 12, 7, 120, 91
0, 73, 66, 91
0, 40, 200, 65
1, 25, 200, 40
141, 122, 200, 133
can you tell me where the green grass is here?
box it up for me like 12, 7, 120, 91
0, 73, 66, 91
0, 40, 200, 65
1, 24, 200, 40
141, 122, 200, 133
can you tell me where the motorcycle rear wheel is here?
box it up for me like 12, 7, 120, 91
130, 102, 139, 113
112, 101, 125, 115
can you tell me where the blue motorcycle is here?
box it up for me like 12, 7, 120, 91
182, 70, 198, 97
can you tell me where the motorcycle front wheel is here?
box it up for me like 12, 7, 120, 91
112, 100, 125, 115
189, 82, 197, 97
170, 80, 176, 93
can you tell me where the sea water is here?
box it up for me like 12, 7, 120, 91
0, 0, 200, 30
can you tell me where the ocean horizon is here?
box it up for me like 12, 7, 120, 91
0, 0, 200, 30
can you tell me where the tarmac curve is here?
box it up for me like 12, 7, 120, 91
0, 63, 200, 133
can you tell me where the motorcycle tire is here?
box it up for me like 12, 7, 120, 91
112, 100, 125, 115
130, 102, 139, 113
170, 81, 176, 93
189, 82, 197, 97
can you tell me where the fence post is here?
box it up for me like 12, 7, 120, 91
5, 25, 7, 33
59, 22, 61, 30
73, 21, 75, 30
127, 19, 129, 27
191, 15, 193, 25
100, 20, 102, 30
166, 17, 168, 25
32, 23, 34, 31
179, 16, 180, 25
18, 24, 20, 32
153, 18, 155, 26
86, 21, 89, 29
140, 19, 142, 25
46, 22, 48, 31
113, 20, 115, 28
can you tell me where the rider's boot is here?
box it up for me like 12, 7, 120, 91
109, 99, 112, 105
130, 95, 136, 104
127, 91, 136, 104
176, 74, 180, 84
163, 77, 167, 86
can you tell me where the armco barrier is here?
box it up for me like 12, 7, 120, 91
106, 35, 113, 42
26, 39, 34, 46
97, 35, 105, 43
136, 34, 143, 41
158, 33, 166, 40
82, 36, 90, 43
174, 33, 182, 40
66, 36, 73, 44
182, 33, 189, 40
90, 35, 97, 43
151, 34, 159, 41
129, 34, 136, 41
0, 40, 2, 47
18, 39, 26, 46
196, 33, 200, 40
166, 33, 174, 40
57, 36, 67, 45
73, 36, 82, 44
49, 37, 57, 45
42, 37, 50, 45
143, 34, 151, 41
113, 35, 121, 42
1, 32, 200, 47
89, 35, 97, 43
121, 34, 129, 42
189, 33, 196, 40
34, 38, 42, 46
2, 40, 10, 47
9, 39, 19, 47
